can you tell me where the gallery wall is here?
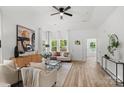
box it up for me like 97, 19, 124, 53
97, 6, 124, 80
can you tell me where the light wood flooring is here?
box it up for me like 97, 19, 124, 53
63, 60, 116, 87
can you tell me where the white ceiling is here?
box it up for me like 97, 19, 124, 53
0, 6, 117, 31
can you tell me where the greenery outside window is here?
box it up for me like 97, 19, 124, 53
60, 40, 67, 51
51, 40, 57, 51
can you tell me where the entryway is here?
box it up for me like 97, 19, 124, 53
86, 39, 97, 62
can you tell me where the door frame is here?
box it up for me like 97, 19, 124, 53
85, 38, 97, 62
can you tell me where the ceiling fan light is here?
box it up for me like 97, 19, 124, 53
60, 13, 63, 16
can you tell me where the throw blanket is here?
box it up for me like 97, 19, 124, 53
21, 67, 41, 87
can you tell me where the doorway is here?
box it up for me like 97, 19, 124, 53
86, 39, 97, 62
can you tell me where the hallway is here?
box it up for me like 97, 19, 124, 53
63, 61, 116, 87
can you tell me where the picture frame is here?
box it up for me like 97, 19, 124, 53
75, 40, 81, 45
16, 25, 35, 54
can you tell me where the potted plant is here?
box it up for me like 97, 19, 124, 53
41, 51, 52, 63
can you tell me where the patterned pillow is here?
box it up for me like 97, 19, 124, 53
56, 52, 61, 56
52, 51, 57, 56
63, 52, 69, 57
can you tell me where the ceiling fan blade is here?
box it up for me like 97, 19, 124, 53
64, 6, 71, 11
52, 6, 60, 11
64, 12, 72, 16
60, 16, 63, 19
51, 12, 60, 16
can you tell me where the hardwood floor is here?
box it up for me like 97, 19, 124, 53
63, 60, 116, 87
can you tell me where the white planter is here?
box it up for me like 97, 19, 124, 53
114, 48, 121, 61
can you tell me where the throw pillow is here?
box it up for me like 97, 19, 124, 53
56, 52, 61, 56
52, 51, 57, 56
63, 52, 69, 57
4, 60, 16, 69
50, 56, 57, 60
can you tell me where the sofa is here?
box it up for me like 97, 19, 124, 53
51, 51, 71, 62
0, 60, 20, 85
0, 54, 42, 86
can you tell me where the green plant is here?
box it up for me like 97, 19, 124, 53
90, 42, 96, 48
41, 51, 52, 59
107, 34, 120, 56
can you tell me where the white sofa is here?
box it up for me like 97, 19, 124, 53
21, 62, 57, 87
57, 53, 71, 62
0, 60, 19, 85
51, 52, 71, 62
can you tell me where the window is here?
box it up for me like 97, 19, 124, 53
60, 40, 67, 51
51, 40, 68, 51
51, 40, 57, 51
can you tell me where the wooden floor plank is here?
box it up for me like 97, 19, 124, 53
63, 61, 115, 87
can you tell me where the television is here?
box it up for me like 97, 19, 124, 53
16, 25, 35, 54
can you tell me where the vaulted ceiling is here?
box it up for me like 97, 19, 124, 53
0, 6, 117, 31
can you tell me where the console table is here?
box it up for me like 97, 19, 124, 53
101, 56, 124, 86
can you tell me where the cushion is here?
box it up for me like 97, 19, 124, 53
52, 52, 57, 56
52, 51, 61, 56
63, 52, 69, 57
3, 60, 16, 69
30, 62, 45, 70
50, 56, 57, 60
56, 52, 60, 56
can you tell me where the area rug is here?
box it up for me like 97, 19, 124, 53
56, 62, 72, 87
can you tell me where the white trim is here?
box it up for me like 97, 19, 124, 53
0, 8, 3, 64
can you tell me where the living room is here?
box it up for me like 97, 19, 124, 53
1, 5, 124, 88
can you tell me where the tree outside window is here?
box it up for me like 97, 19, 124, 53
90, 42, 96, 51
60, 40, 67, 51
51, 40, 57, 51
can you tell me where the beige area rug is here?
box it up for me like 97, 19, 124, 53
56, 62, 72, 87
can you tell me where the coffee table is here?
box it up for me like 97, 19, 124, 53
45, 60, 62, 70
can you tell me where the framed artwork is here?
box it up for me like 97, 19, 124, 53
75, 40, 81, 45
17, 25, 35, 54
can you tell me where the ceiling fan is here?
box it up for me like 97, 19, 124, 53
51, 6, 73, 19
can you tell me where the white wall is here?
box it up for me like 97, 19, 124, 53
69, 29, 97, 61
0, 7, 40, 60
97, 7, 124, 80
0, 9, 2, 63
